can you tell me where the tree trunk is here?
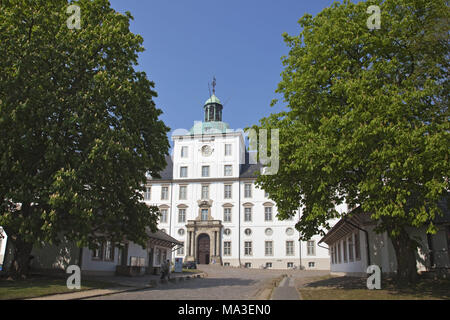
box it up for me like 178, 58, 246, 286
388, 229, 418, 285
9, 237, 33, 279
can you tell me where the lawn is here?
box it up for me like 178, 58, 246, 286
0, 275, 115, 300
298, 275, 450, 300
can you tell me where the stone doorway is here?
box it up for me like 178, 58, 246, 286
197, 233, 210, 264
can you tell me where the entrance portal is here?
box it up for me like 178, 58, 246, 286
197, 234, 210, 264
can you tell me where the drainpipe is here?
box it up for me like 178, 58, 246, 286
297, 207, 302, 269
299, 239, 302, 269
169, 181, 174, 263
238, 178, 241, 267
343, 218, 371, 266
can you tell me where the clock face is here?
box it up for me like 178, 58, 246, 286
201, 145, 212, 157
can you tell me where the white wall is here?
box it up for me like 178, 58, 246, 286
144, 130, 334, 269
0, 228, 7, 266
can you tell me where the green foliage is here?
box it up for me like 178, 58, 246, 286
253, 0, 449, 240
0, 0, 170, 249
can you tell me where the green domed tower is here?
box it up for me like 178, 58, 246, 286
203, 94, 223, 122
189, 78, 231, 135
203, 77, 223, 122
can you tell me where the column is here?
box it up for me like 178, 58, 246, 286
186, 231, 190, 256
214, 231, 217, 256
192, 231, 196, 261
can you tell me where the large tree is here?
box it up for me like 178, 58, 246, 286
253, 0, 449, 284
0, 0, 170, 278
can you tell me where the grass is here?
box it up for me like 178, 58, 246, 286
298, 275, 450, 300
0, 275, 115, 300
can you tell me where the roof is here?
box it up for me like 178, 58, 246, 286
149, 152, 264, 180
147, 229, 182, 247
188, 121, 231, 134
319, 207, 372, 245
150, 155, 173, 180
204, 94, 221, 105
239, 152, 263, 178
320, 193, 450, 245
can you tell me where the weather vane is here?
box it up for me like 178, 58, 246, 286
212, 76, 216, 95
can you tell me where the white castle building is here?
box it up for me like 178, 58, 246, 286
145, 91, 331, 270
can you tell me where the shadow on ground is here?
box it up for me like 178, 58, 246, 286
301, 275, 450, 300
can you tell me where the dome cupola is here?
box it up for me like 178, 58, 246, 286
203, 77, 223, 122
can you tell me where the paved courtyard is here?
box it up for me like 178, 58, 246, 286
87, 265, 330, 300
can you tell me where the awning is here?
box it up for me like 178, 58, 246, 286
146, 229, 183, 248
319, 207, 372, 245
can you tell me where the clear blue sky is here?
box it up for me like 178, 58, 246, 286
109, 0, 336, 144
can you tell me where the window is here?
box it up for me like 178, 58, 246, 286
224, 241, 231, 256
244, 207, 252, 222
264, 191, 269, 198
177, 243, 184, 255
178, 228, 185, 236
343, 239, 348, 262
179, 186, 187, 200
178, 209, 186, 223
201, 209, 208, 221
224, 228, 231, 236
180, 166, 188, 178
286, 228, 294, 236
160, 209, 168, 223
144, 186, 151, 201
308, 262, 315, 268
202, 165, 210, 177
93, 242, 114, 262
181, 146, 188, 158
265, 262, 272, 269
264, 207, 273, 221
265, 228, 273, 236
265, 241, 273, 256
307, 240, 316, 256
244, 263, 252, 268
224, 165, 232, 176
348, 235, 354, 262
244, 184, 252, 198
287, 262, 294, 268
244, 241, 252, 256
224, 184, 232, 199
337, 242, 342, 263
286, 241, 294, 256
244, 228, 252, 236
155, 248, 161, 265
225, 144, 232, 156
92, 243, 103, 259
334, 244, 338, 264
223, 208, 232, 222
331, 246, 335, 264
161, 186, 169, 200
354, 232, 361, 260
104, 241, 114, 261
201, 185, 209, 199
